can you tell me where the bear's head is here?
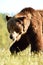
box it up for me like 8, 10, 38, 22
6, 12, 31, 42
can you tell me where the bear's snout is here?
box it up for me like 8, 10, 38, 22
10, 34, 13, 39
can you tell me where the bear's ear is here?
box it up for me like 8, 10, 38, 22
6, 15, 11, 21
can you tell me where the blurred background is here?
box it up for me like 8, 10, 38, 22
0, 0, 43, 16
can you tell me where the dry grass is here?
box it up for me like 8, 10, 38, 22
0, 47, 43, 65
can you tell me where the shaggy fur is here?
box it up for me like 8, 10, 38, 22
6, 7, 43, 54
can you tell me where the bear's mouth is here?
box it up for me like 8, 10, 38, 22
10, 31, 22, 42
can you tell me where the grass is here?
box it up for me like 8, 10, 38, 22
0, 47, 43, 65
0, 14, 12, 48
0, 13, 43, 65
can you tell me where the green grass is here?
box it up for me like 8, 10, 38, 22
0, 14, 12, 48
0, 13, 43, 65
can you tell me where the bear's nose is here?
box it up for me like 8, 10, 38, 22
10, 34, 13, 39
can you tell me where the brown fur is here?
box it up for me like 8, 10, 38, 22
15, 7, 43, 50
6, 7, 43, 53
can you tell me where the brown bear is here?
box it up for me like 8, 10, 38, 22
6, 7, 43, 54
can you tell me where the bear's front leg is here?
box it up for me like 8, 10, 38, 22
10, 41, 20, 54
